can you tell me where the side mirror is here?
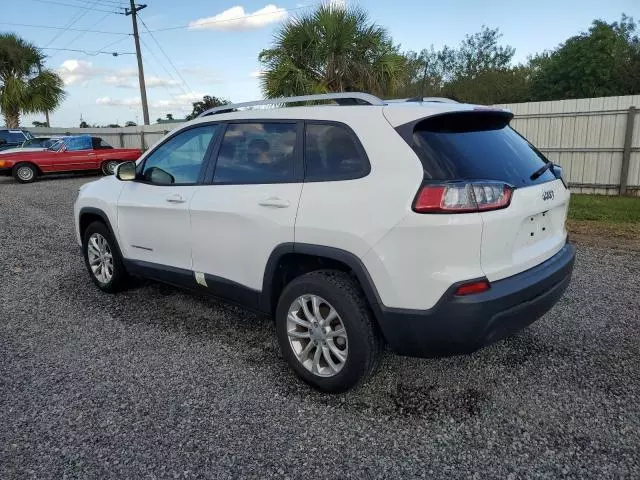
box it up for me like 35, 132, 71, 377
115, 161, 137, 181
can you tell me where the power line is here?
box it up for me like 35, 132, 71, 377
30, 0, 124, 14
0, 22, 129, 35
138, 16, 194, 94
90, 36, 131, 56
143, 4, 315, 33
58, 11, 113, 51
61, 0, 129, 6
43, 0, 104, 47
139, 37, 190, 97
40, 47, 135, 56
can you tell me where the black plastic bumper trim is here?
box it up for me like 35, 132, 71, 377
376, 243, 576, 357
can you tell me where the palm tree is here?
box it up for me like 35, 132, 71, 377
259, 4, 407, 98
0, 33, 65, 128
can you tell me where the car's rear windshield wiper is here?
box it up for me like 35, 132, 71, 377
530, 162, 554, 180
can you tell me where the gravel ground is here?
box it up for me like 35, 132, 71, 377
1, 174, 639, 479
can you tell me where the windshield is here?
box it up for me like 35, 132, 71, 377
23, 138, 57, 148
48, 140, 64, 151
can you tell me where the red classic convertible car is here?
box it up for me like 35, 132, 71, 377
0, 135, 142, 183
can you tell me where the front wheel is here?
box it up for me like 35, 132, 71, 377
82, 221, 130, 293
12, 163, 38, 183
101, 160, 119, 176
275, 270, 382, 393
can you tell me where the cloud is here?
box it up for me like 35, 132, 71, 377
151, 92, 203, 108
179, 67, 225, 84
104, 75, 136, 88
103, 70, 180, 89
96, 97, 141, 107
146, 76, 181, 88
58, 59, 104, 86
96, 92, 203, 110
188, 4, 287, 31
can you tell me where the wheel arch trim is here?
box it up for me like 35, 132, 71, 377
261, 243, 385, 321
77, 206, 127, 262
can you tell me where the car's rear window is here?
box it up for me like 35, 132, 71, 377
406, 111, 556, 187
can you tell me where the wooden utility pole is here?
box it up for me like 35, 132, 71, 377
125, 1, 150, 125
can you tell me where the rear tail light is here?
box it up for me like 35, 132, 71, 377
413, 182, 513, 213
454, 280, 490, 296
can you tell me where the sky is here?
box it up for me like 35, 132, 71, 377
1, 0, 636, 127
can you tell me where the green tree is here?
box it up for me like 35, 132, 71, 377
529, 15, 640, 100
32, 120, 47, 127
185, 95, 228, 120
124, 120, 137, 127
259, 4, 407, 98
400, 27, 528, 103
0, 33, 65, 128
79, 120, 89, 128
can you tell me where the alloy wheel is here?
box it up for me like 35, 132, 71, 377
286, 295, 348, 377
87, 233, 114, 284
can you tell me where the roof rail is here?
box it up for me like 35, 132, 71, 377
197, 92, 384, 117
405, 96, 459, 104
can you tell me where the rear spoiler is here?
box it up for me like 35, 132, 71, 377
394, 109, 514, 145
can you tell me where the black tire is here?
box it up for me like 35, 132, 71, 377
12, 162, 38, 183
82, 221, 130, 293
101, 160, 119, 176
275, 270, 383, 393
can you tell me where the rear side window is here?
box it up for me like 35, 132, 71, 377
304, 123, 369, 181
92, 137, 113, 149
406, 112, 556, 187
213, 123, 297, 184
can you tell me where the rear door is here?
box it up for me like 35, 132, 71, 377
409, 111, 569, 281
189, 121, 303, 296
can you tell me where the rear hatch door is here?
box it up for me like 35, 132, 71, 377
408, 109, 569, 280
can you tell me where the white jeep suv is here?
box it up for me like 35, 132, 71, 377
74, 93, 575, 392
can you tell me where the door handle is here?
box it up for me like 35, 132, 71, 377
258, 197, 290, 208
166, 193, 186, 204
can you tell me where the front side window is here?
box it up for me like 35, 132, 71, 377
140, 125, 218, 185
65, 136, 92, 151
213, 123, 297, 183
304, 123, 369, 181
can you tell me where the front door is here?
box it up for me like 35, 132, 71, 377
117, 124, 220, 270
190, 122, 303, 293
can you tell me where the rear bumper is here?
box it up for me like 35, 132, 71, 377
377, 243, 576, 357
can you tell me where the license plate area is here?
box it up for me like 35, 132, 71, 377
518, 210, 553, 248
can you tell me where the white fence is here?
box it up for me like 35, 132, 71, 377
495, 95, 640, 195
29, 123, 174, 152
30, 94, 640, 195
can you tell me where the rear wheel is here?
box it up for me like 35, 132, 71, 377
82, 221, 130, 293
275, 270, 382, 393
101, 160, 119, 176
12, 163, 38, 183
